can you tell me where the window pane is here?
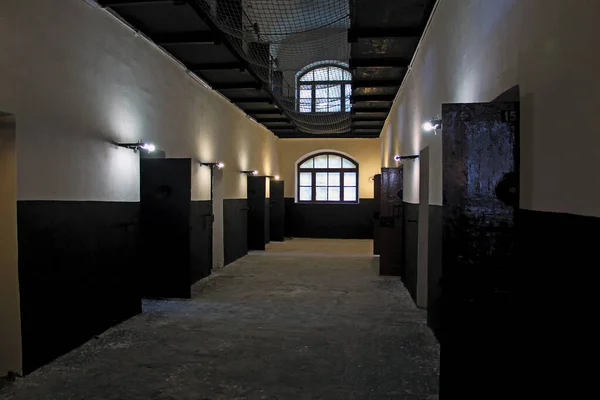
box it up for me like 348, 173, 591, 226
300, 159, 313, 169
328, 99, 341, 112
345, 100, 352, 112
315, 84, 328, 98
342, 158, 355, 168
344, 172, 357, 187
328, 85, 341, 98
329, 67, 343, 81
300, 172, 312, 186
299, 88, 312, 99
328, 187, 340, 201
342, 69, 352, 81
328, 172, 340, 186
299, 187, 312, 201
300, 100, 312, 113
316, 187, 327, 201
315, 99, 328, 112
314, 155, 328, 168
313, 67, 328, 81
344, 187, 357, 202
300, 71, 313, 81
316, 172, 328, 186
345, 84, 352, 113
328, 156, 342, 169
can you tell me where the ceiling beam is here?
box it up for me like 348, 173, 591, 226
212, 82, 262, 90
352, 115, 386, 121
349, 58, 410, 69
149, 31, 217, 45
230, 97, 273, 104
243, 109, 282, 115
256, 117, 289, 123
352, 122, 384, 130
348, 27, 422, 42
189, 62, 245, 71
261, 122, 293, 127
184, 0, 299, 131
351, 107, 389, 114
352, 79, 403, 88
351, 94, 396, 103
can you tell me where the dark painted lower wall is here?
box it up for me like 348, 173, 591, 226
424, 205, 600, 393
403, 202, 419, 301
223, 199, 248, 266
426, 205, 442, 340
515, 209, 598, 396
264, 198, 270, 244
190, 201, 212, 284
284, 198, 375, 239
17, 201, 141, 374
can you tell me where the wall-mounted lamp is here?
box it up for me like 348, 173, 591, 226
422, 119, 442, 133
115, 141, 156, 153
200, 161, 225, 169
369, 176, 375, 182
241, 170, 259, 175
394, 154, 420, 162
265, 175, 281, 180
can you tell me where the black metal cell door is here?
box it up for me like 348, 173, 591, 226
269, 180, 285, 242
440, 101, 519, 399
379, 167, 404, 276
247, 176, 267, 250
189, 196, 213, 284
140, 158, 192, 299
373, 174, 381, 255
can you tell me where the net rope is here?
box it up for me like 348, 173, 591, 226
195, 0, 352, 135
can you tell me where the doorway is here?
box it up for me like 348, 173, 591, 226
247, 176, 269, 251
139, 157, 193, 299
0, 113, 22, 377
269, 179, 285, 242
379, 166, 404, 276
440, 101, 519, 397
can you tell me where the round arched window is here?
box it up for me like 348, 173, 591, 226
297, 152, 358, 203
297, 64, 352, 113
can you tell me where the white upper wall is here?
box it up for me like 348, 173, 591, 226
0, 0, 279, 201
382, 0, 600, 217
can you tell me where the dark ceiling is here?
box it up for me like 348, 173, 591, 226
97, 0, 436, 138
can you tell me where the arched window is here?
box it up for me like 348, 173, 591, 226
297, 152, 358, 203
297, 64, 352, 113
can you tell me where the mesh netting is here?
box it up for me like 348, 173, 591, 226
195, 0, 352, 135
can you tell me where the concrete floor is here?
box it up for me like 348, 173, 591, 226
1, 239, 439, 400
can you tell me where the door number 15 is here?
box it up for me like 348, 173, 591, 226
502, 110, 518, 122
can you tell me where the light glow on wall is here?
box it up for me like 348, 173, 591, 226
106, 94, 143, 144
106, 143, 140, 200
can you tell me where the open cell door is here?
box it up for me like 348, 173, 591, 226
373, 174, 381, 255
379, 167, 404, 276
269, 180, 285, 242
440, 101, 519, 398
140, 158, 192, 299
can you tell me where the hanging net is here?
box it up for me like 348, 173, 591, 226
195, 0, 352, 135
